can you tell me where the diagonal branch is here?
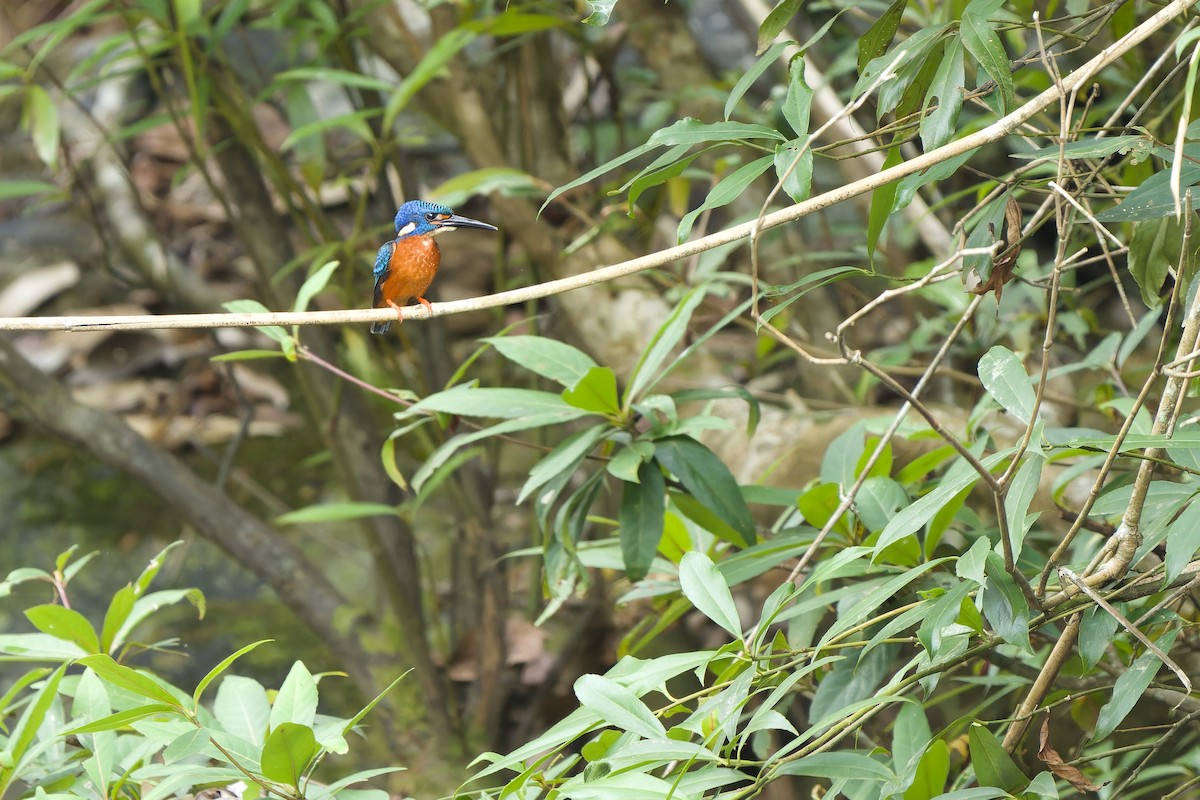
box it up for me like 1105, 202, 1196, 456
1, 0, 1192, 335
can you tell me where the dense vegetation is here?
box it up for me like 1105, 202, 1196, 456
3, 0, 1200, 797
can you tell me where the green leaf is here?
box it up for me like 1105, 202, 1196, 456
429, 167, 537, 207
774, 139, 813, 203
978, 346, 1036, 424
261, 722, 319, 787
0, 664, 65, 790
284, 84, 325, 189
921, 38, 965, 151
292, 260, 339, 314
760, 266, 866, 325
904, 739, 950, 800
574, 673, 665, 739
1128, 216, 1180, 307
467, 10, 564, 35
0, 180, 60, 201
541, 138, 661, 214
214, 674, 270, 746
876, 449, 1008, 553
608, 441, 655, 482
656, 436, 756, 546
967, 723, 1027, 791
1166, 497, 1200, 582
65, 703, 178, 734
867, 146, 904, 261
562, 366, 620, 416
280, 108, 377, 152
110, 588, 204, 652
342, 670, 410, 736
1078, 605, 1119, 671
222, 299, 294, 358
518, 424, 607, 504
412, 385, 580, 419
678, 552, 742, 639
1095, 158, 1200, 222
854, 25, 949, 102
776, 751, 896, 781
1011, 135, 1152, 162
270, 661, 318, 731
384, 29, 477, 129
649, 118, 787, 147
620, 460, 666, 581
727, 42, 790, 119
22, 85, 60, 168
276, 502, 395, 525
25, 605, 99, 654
893, 703, 933, 774
782, 55, 813, 137
819, 559, 951, 648
410, 411, 588, 492
627, 286, 708, 403
858, 0, 908, 71
980, 552, 1031, 651
627, 147, 703, 211
76, 655, 181, 707
276, 66, 393, 92
1093, 628, 1180, 741
210, 349, 289, 362
895, 148, 976, 213
193, 640, 273, 707
677, 156, 774, 243
1003, 453, 1043, 561
960, 0, 1013, 114
99, 585, 135, 654
757, 0, 801, 53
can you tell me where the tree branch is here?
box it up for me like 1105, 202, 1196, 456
2, 0, 1189, 333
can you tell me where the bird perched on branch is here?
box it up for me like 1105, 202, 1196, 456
370, 200, 498, 334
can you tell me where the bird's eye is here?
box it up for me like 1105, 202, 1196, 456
425, 212, 437, 221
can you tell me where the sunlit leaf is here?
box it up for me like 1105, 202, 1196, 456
679, 552, 742, 638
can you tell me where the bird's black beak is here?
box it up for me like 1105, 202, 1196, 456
434, 214, 498, 233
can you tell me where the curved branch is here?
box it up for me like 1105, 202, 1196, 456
1, 0, 1191, 337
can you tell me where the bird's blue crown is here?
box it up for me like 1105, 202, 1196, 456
394, 200, 452, 237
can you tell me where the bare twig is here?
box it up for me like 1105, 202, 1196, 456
1, 0, 1191, 334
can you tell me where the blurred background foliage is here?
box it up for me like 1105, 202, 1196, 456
3, 0, 1200, 796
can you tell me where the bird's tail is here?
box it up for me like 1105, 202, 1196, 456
370, 321, 392, 335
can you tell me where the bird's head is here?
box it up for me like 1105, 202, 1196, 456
393, 200, 498, 239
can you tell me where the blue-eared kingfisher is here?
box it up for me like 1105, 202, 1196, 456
370, 199, 498, 334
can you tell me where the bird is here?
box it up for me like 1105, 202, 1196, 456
370, 199, 498, 334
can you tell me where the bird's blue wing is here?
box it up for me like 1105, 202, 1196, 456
372, 241, 394, 307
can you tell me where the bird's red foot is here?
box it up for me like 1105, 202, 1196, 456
386, 299, 405, 323
417, 297, 433, 318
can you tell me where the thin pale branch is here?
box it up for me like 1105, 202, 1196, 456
1, 0, 1190, 334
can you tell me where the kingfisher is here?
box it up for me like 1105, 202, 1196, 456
370, 199, 498, 334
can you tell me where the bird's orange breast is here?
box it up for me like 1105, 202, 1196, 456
376, 237, 442, 307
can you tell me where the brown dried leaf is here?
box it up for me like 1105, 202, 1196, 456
1038, 717, 1101, 792
969, 196, 1023, 300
